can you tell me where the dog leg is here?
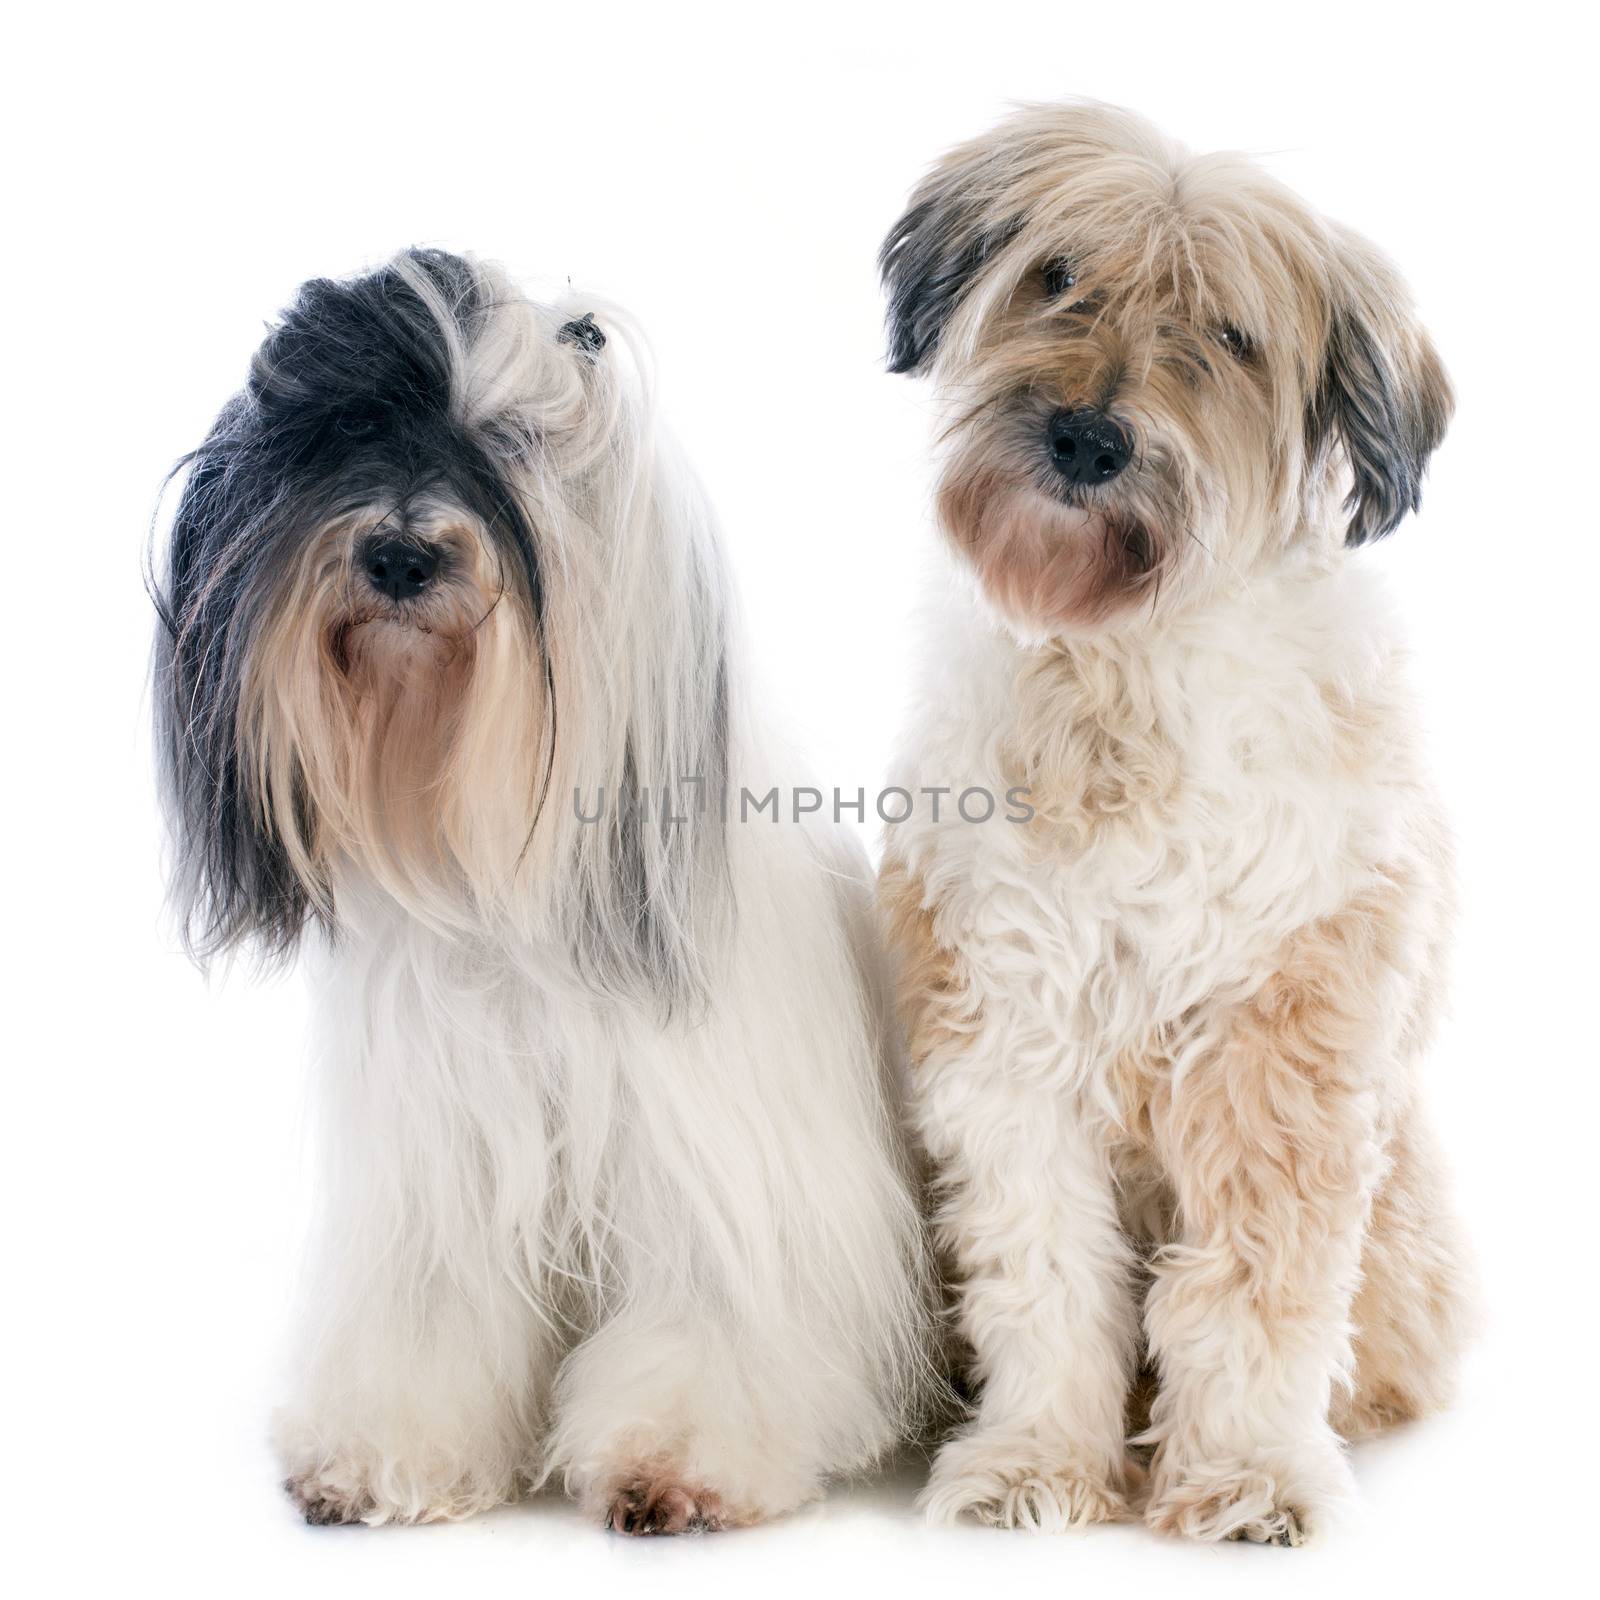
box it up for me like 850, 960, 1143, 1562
546, 1313, 839, 1533
279, 1282, 547, 1527
881, 859, 1139, 1529
1333, 1111, 1477, 1441
543, 1126, 918, 1533
541, 872, 926, 1534
918, 1093, 1142, 1530
1141, 904, 1398, 1545
278, 936, 551, 1526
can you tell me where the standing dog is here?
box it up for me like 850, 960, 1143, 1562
878, 105, 1474, 1543
153, 249, 927, 1531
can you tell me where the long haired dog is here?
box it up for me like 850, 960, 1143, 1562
152, 249, 927, 1531
877, 105, 1475, 1544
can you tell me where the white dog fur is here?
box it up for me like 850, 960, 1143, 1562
154, 251, 928, 1531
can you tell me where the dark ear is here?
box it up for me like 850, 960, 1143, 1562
153, 422, 316, 967
879, 162, 1021, 375
1310, 234, 1454, 545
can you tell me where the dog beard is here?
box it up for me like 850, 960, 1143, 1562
938, 463, 1160, 632
237, 533, 548, 934
333, 611, 478, 887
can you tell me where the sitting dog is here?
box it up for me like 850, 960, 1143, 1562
877, 104, 1475, 1543
153, 249, 927, 1531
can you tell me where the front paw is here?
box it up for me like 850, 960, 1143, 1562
920, 1431, 1137, 1531
1145, 1445, 1350, 1545
279, 1423, 516, 1527
605, 1472, 730, 1536
285, 1463, 378, 1527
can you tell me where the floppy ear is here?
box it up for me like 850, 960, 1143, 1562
153, 426, 318, 966
554, 377, 736, 1021
1310, 230, 1454, 545
879, 157, 1022, 375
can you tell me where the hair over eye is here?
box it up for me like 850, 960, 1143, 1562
1217, 324, 1254, 360
1043, 259, 1079, 299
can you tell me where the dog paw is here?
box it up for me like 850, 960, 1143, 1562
282, 1444, 514, 1527
286, 1469, 377, 1527
920, 1434, 1135, 1531
1145, 1451, 1345, 1545
605, 1473, 729, 1536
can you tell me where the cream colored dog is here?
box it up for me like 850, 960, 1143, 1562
878, 103, 1475, 1544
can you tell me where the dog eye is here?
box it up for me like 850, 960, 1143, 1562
559, 312, 606, 355
1043, 259, 1079, 299
1217, 325, 1254, 360
335, 410, 380, 438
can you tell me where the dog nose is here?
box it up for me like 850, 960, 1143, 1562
1048, 409, 1133, 485
360, 536, 440, 602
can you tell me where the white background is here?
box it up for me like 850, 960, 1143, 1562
7, 2, 1597, 1594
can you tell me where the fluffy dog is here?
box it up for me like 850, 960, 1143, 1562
877, 105, 1475, 1543
153, 249, 927, 1531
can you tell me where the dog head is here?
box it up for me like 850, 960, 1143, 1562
154, 249, 731, 1004
880, 102, 1452, 636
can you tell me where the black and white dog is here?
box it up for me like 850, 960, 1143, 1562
153, 249, 927, 1531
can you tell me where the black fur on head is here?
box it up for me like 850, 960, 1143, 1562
1309, 233, 1454, 546
150, 248, 548, 963
879, 165, 1022, 376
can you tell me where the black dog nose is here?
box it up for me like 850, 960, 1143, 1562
1048, 409, 1134, 485
361, 536, 440, 602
